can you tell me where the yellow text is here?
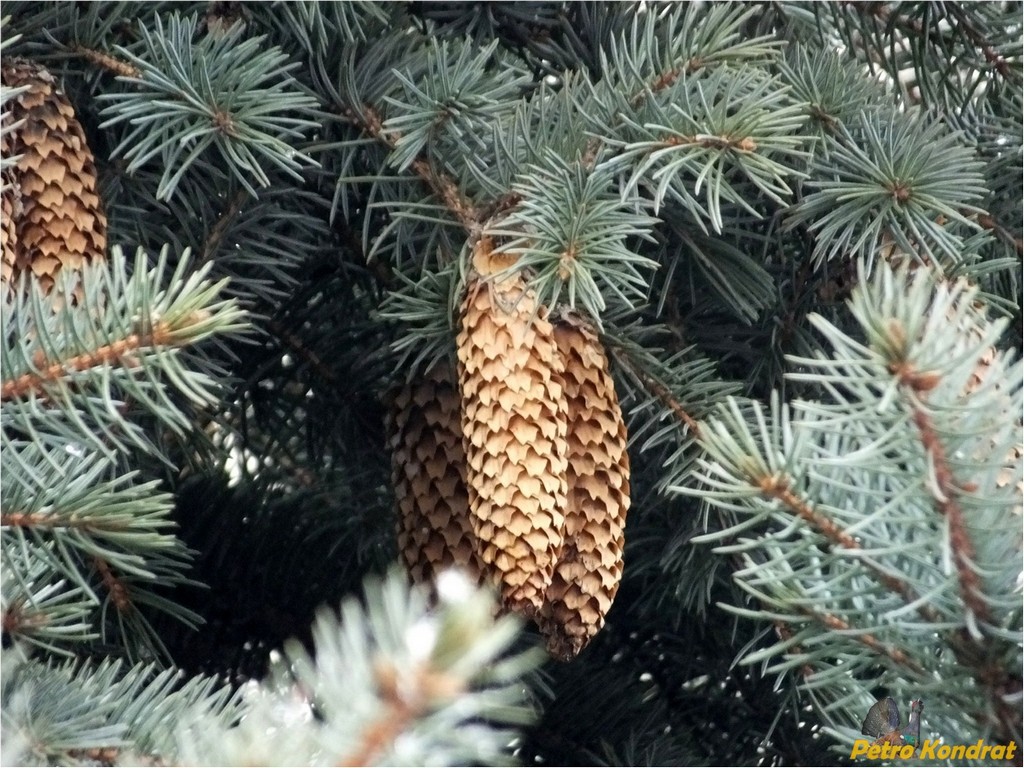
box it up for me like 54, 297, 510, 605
851, 739, 1018, 761
850, 741, 914, 760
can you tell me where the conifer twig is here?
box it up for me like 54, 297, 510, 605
1, 511, 129, 530
812, 609, 923, 673
2, 601, 45, 635
894, 362, 992, 626
907, 401, 991, 625
936, 4, 1013, 79
264, 319, 336, 384
978, 213, 1023, 256
67, 747, 123, 767
756, 473, 943, 623
95, 557, 131, 613
612, 349, 703, 437
1, 321, 186, 401
202, 188, 250, 264
757, 475, 858, 549
70, 44, 142, 78
772, 621, 815, 679
351, 104, 481, 230
337, 658, 462, 767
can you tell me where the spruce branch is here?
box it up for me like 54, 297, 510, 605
613, 348, 704, 439
776, 47, 888, 142
576, 4, 789, 181
337, 657, 461, 767
771, 620, 814, 680
603, 3, 783, 101
692, 396, 942, 627
252, 0, 390, 55
735, 602, 925, 676
171, 569, 542, 766
1, 651, 241, 767
176, 182, 334, 305
658, 211, 777, 324
1, 246, 245, 460
943, 3, 1015, 80
2, 553, 96, 655
849, 1, 1017, 82
2, 317, 201, 402
4, 4, 1019, 763
810, 608, 922, 674
98, 12, 320, 201
488, 153, 659, 323
608, 65, 809, 232
381, 37, 531, 180
788, 110, 988, 267
602, 317, 744, 494
979, 211, 1024, 257
1, 441, 202, 661
905, 388, 990, 624
688, 258, 1021, 745
355, 102, 481, 230
376, 259, 461, 375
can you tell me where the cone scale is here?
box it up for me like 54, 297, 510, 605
388, 363, 481, 589
1, 59, 107, 299
456, 238, 568, 620
540, 316, 630, 660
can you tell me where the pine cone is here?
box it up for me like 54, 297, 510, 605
389, 362, 481, 588
1, 59, 106, 299
540, 317, 630, 660
456, 239, 568, 619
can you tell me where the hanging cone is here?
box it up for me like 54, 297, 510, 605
1, 59, 107, 300
539, 316, 630, 660
456, 238, 568, 620
388, 362, 481, 589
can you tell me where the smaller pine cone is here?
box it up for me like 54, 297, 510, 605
457, 240, 568, 619
389, 363, 481, 589
540, 318, 630, 661
1, 59, 107, 299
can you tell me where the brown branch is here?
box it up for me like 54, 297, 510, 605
264, 319, 337, 384
757, 474, 943, 623
754, 578, 924, 676
908, 400, 991, 626
1, 321, 179, 401
773, 620, 815, 679
3, 602, 48, 635
612, 349, 703, 438
202, 188, 249, 264
979, 213, 1024, 257
69, 45, 141, 79
338, 700, 412, 767
853, 2, 1014, 81
579, 54, 718, 170
94, 557, 131, 612
812, 608, 924, 673
892, 351, 992, 624
338, 658, 463, 767
65, 748, 123, 767
629, 55, 708, 110
1, 511, 128, 531
662, 133, 757, 152
759, 475, 859, 549
894, 347, 1022, 741
944, 4, 1014, 80
352, 104, 481, 231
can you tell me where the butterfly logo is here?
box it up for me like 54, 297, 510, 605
861, 697, 924, 748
